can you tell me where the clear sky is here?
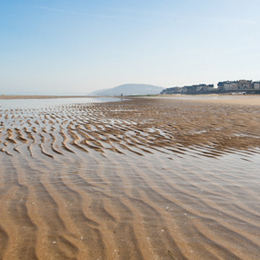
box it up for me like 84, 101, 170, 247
0, 0, 260, 94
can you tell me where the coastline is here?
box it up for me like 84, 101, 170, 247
1, 93, 260, 106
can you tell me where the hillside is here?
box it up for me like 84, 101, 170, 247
89, 84, 163, 96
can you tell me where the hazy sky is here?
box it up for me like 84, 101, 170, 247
0, 0, 260, 94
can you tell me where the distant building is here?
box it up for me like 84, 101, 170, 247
217, 80, 253, 91
161, 84, 214, 94
217, 81, 239, 91
253, 81, 260, 90
161, 86, 182, 94
161, 80, 260, 95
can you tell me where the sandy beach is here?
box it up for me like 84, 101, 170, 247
158, 94, 260, 106
0, 96, 260, 259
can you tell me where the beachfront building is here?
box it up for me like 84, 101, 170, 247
217, 81, 238, 91
161, 84, 214, 94
162, 80, 260, 95
253, 82, 260, 90
182, 84, 214, 93
238, 80, 252, 89
217, 80, 253, 91
161, 86, 182, 94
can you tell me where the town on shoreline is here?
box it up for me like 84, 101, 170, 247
161, 80, 260, 95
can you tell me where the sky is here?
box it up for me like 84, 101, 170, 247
0, 0, 260, 94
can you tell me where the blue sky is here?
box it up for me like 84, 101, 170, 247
0, 0, 260, 94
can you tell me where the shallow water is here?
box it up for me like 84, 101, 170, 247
0, 98, 260, 259
0, 97, 121, 110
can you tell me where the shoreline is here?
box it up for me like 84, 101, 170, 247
0, 95, 100, 99
1, 93, 260, 103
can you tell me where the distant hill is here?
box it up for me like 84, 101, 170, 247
89, 84, 163, 96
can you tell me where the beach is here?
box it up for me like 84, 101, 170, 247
0, 96, 260, 260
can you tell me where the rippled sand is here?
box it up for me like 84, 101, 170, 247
0, 98, 260, 260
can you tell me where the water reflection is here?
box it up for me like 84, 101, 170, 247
0, 97, 120, 110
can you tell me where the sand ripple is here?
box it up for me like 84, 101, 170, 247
0, 98, 260, 259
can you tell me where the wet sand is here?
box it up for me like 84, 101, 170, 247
0, 97, 260, 259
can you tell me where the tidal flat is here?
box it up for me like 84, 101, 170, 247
0, 97, 260, 260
